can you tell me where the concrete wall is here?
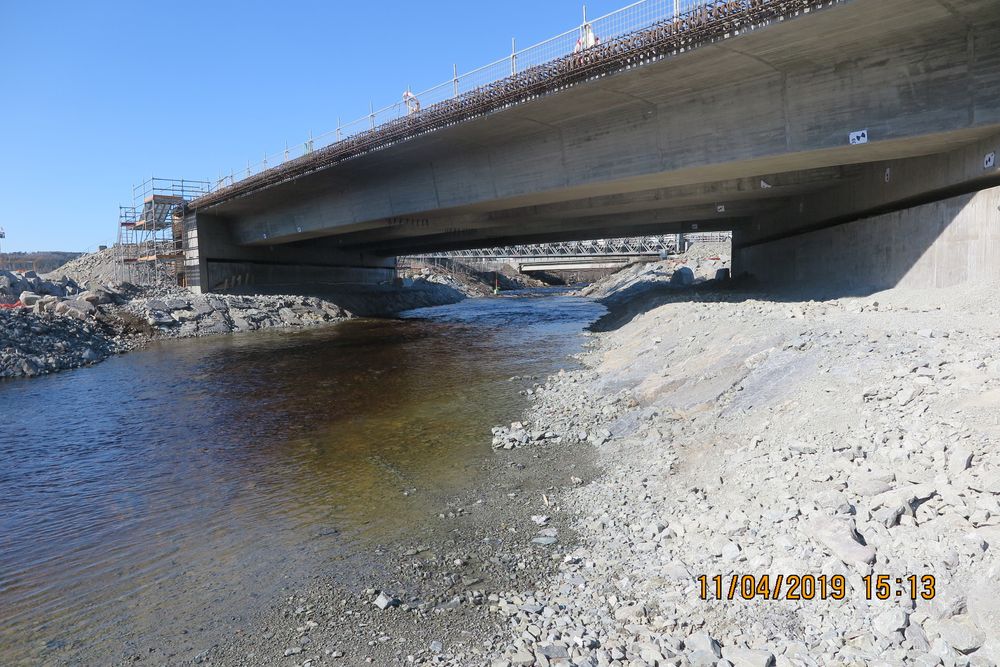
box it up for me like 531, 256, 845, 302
184, 212, 395, 294
739, 131, 1000, 247
737, 185, 1000, 290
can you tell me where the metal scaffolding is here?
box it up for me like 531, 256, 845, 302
115, 177, 210, 286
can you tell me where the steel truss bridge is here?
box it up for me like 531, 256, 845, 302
403, 233, 730, 262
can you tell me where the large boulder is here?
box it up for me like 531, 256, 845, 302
78, 289, 114, 305
64, 299, 96, 320
670, 266, 695, 286
19, 291, 41, 306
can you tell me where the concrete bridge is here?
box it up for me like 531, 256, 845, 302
184, 0, 1000, 294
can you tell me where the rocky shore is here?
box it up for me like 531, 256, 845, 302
0, 264, 480, 379
476, 279, 1000, 666
0, 270, 352, 379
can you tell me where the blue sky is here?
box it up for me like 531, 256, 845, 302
0, 0, 626, 253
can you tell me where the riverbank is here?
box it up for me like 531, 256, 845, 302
0, 290, 606, 667
203, 423, 602, 667
12, 257, 998, 665
0, 266, 472, 378
477, 278, 1000, 665
0, 282, 352, 378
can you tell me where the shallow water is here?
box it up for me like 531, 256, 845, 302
0, 291, 603, 664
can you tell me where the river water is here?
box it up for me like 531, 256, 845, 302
0, 291, 604, 665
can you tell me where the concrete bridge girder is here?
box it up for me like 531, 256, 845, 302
187, 0, 1000, 293
323, 200, 770, 254
210, 0, 996, 243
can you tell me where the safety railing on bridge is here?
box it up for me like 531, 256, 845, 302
199, 0, 822, 205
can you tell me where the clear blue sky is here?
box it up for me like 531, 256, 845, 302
0, 0, 626, 253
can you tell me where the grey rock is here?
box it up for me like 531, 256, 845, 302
949, 445, 973, 474
18, 291, 40, 306
873, 608, 909, 638
671, 267, 695, 286
688, 632, 722, 658
804, 518, 876, 567
721, 646, 775, 667
538, 644, 569, 659
936, 617, 985, 654
373, 592, 399, 610
967, 578, 1000, 645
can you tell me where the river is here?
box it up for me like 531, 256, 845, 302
0, 291, 604, 665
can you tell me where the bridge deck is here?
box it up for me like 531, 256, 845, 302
193, 0, 835, 211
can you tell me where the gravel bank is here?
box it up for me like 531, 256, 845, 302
478, 281, 1000, 666
203, 431, 600, 667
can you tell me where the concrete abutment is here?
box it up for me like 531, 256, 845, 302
736, 184, 1000, 291
183, 212, 395, 294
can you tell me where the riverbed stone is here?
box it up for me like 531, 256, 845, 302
374, 592, 399, 610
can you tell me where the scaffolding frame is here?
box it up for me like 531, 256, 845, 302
115, 177, 210, 286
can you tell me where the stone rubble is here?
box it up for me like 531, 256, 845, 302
399, 262, 547, 298
42, 246, 123, 286
1, 269, 350, 379
470, 281, 1000, 666
580, 257, 731, 305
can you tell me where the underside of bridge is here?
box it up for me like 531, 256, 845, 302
185, 0, 1000, 294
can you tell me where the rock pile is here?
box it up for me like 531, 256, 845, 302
580, 257, 731, 302
0, 281, 351, 379
1, 269, 84, 304
683, 239, 733, 261
43, 246, 123, 286
399, 262, 546, 298
123, 288, 349, 338
0, 308, 122, 378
